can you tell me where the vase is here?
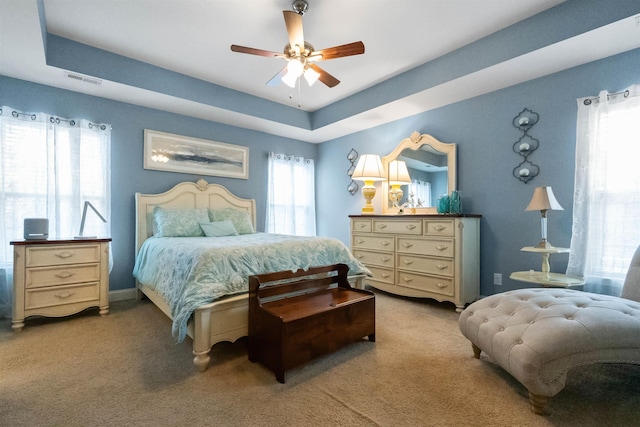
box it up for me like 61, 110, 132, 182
450, 191, 462, 214
437, 195, 450, 214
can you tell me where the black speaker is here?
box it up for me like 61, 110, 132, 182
24, 218, 49, 240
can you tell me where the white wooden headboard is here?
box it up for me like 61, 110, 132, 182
134, 179, 257, 255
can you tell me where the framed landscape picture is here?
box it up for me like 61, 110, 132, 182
143, 129, 248, 179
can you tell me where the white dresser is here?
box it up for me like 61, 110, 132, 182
11, 238, 111, 331
350, 215, 480, 312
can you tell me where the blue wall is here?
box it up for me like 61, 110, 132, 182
0, 75, 317, 292
317, 48, 640, 296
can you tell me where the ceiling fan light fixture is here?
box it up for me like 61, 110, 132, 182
303, 67, 320, 86
286, 59, 304, 77
282, 71, 299, 88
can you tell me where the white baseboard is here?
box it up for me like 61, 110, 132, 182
109, 288, 137, 302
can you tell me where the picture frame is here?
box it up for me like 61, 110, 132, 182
143, 129, 249, 179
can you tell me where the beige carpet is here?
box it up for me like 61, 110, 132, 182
1, 290, 639, 426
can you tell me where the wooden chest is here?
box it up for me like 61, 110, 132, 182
248, 264, 375, 383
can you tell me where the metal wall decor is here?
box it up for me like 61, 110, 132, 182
347, 148, 359, 195
512, 108, 540, 183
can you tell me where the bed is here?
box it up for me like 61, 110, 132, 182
134, 179, 369, 372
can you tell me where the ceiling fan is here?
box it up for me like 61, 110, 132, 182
230, 0, 364, 89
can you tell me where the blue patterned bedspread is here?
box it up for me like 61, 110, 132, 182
133, 233, 371, 341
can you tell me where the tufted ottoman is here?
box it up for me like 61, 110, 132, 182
458, 288, 640, 414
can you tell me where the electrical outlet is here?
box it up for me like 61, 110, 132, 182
494, 273, 502, 285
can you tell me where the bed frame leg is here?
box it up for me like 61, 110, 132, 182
193, 350, 211, 372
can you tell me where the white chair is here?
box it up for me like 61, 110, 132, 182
458, 245, 640, 414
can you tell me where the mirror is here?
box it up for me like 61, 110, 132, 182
381, 131, 457, 214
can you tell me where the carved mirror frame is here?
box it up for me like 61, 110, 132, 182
381, 131, 457, 215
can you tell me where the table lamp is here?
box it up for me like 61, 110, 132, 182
388, 160, 411, 208
525, 186, 563, 248
352, 154, 386, 214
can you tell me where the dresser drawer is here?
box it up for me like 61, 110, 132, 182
25, 264, 101, 289
352, 219, 372, 233
373, 219, 422, 235
25, 282, 100, 310
397, 237, 454, 258
424, 220, 455, 237
397, 254, 454, 277
352, 249, 394, 269
26, 244, 101, 267
396, 271, 454, 297
352, 234, 394, 251
366, 266, 394, 284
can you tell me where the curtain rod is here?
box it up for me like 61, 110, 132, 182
583, 89, 630, 105
0, 108, 107, 129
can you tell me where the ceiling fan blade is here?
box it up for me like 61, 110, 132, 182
283, 11, 304, 52
309, 64, 340, 88
312, 41, 365, 61
266, 66, 288, 86
230, 45, 283, 58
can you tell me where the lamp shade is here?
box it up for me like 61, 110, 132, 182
388, 160, 411, 185
352, 154, 386, 182
526, 186, 563, 212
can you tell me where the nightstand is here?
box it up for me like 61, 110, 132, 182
10, 238, 111, 331
510, 246, 584, 288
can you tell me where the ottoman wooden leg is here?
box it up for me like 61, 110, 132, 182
529, 392, 548, 415
472, 343, 481, 359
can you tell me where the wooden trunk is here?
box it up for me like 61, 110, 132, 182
248, 264, 375, 383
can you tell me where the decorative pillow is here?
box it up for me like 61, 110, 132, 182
153, 207, 209, 237
200, 220, 239, 237
208, 208, 254, 235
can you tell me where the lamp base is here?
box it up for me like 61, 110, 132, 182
534, 239, 555, 249
360, 182, 377, 215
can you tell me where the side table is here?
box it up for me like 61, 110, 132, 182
510, 246, 584, 288
11, 238, 111, 331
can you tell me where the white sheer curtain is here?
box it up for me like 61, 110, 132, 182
408, 180, 431, 207
0, 107, 111, 317
266, 152, 316, 236
567, 85, 640, 295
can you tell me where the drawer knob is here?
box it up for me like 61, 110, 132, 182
381, 257, 391, 262
402, 277, 414, 283
437, 283, 448, 289
381, 241, 390, 246
358, 223, 367, 228
406, 224, 416, 230
403, 260, 414, 265
357, 255, 365, 259
434, 225, 446, 231
357, 239, 364, 244
55, 271, 75, 279
378, 224, 387, 229
436, 264, 448, 270
381, 273, 390, 278
54, 291, 75, 299
402, 243, 413, 248
436, 245, 448, 251
55, 251, 74, 259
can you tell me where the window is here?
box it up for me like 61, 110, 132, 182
266, 152, 316, 236
0, 107, 111, 317
567, 85, 640, 295
408, 180, 431, 207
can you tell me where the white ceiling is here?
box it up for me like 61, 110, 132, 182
1, 1, 639, 142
